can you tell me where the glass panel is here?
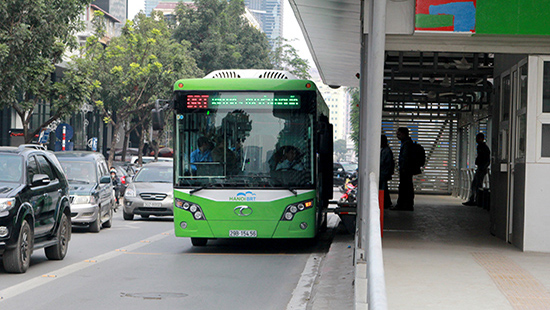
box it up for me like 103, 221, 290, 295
499, 129, 507, 161
59, 161, 97, 183
36, 155, 56, 180
519, 64, 528, 110
516, 114, 526, 158
543, 62, 550, 112
0, 154, 23, 183
501, 74, 511, 122
27, 156, 39, 183
175, 92, 314, 188
542, 124, 550, 157
134, 165, 172, 183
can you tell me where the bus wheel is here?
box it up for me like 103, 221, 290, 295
191, 238, 207, 246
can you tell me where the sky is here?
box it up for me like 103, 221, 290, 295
126, 0, 314, 65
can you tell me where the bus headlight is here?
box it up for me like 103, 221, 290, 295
284, 212, 294, 221
175, 198, 206, 220
281, 200, 313, 221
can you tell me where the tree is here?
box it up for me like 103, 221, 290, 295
172, 0, 272, 74
349, 87, 360, 155
270, 37, 311, 79
79, 11, 202, 166
334, 139, 347, 154
0, 0, 93, 143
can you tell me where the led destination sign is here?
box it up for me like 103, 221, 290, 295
186, 92, 301, 109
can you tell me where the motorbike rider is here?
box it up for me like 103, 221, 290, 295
110, 167, 121, 209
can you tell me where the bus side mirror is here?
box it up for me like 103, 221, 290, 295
318, 123, 333, 155
318, 121, 333, 201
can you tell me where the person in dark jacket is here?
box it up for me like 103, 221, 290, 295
110, 167, 121, 209
463, 133, 491, 206
380, 135, 395, 209
391, 127, 415, 211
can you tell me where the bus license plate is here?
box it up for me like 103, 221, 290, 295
143, 202, 162, 207
229, 230, 257, 238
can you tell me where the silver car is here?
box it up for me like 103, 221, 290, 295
123, 162, 173, 220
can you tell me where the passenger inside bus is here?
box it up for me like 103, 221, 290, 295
271, 145, 304, 171
212, 135, 239, 174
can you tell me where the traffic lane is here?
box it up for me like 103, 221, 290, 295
0, 212, 173, 288
0, 219, 335, 310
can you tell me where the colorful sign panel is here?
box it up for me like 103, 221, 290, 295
415, 0, 477, 33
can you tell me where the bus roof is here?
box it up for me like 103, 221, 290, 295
173, 78, 319, 92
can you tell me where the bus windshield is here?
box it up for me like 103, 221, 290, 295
175, 91, 315, 189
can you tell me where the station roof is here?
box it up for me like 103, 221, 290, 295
289, 0, 361, 88
289, 0, 550, 90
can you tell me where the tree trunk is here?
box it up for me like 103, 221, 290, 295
122, 125, 130, 162
138, 127, 146, 166
107, 122, 122, 168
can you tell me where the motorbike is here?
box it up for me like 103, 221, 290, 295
339, 175, 358, 204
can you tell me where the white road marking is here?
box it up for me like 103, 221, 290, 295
0, 230, 172, 302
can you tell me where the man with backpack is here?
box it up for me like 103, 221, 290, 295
391, 127, 418, 211
463, 133, 491, 206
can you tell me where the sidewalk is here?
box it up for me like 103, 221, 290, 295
308, 194, 550, 309
307, 216, 355, 310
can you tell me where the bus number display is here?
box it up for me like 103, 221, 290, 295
186, 93, 301, 110
187, 95, 209, 109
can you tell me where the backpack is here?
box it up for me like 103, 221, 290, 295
411, 142, 426, 174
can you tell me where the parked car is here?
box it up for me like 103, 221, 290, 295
55, 152, 115, 232
0, 145, 71, 273
130, 156, 173, 166
333, 162, 358, 186
123, 161, 174, 220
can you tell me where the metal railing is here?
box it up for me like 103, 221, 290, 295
366, 172, 387, 310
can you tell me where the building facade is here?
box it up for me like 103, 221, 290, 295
244, 0, 283, 46
144, 0, 161, 16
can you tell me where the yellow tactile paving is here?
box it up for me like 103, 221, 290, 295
472, 252, 550, 310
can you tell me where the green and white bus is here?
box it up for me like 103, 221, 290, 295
156, 70, 333, 246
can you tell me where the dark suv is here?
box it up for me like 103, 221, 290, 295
55, 151, 115, 232
0, 145, 71, 273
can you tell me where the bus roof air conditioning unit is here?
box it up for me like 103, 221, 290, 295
204, 69, 297, 80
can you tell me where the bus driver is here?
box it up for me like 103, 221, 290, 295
190, 136, 213, 173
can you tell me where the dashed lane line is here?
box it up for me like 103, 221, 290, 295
0, 230, 172, 302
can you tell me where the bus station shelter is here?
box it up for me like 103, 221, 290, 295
289, 0, 550, 307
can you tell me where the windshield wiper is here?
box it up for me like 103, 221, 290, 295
190, 184, 211, 195
286, 187, 297, 196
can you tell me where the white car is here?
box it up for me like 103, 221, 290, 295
123, 162, 174, 220
130, 156, 173, 165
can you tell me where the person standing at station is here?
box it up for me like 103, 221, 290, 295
380, 134, 395, 209
463, 133, 491, 206
391, 127, 415, 211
